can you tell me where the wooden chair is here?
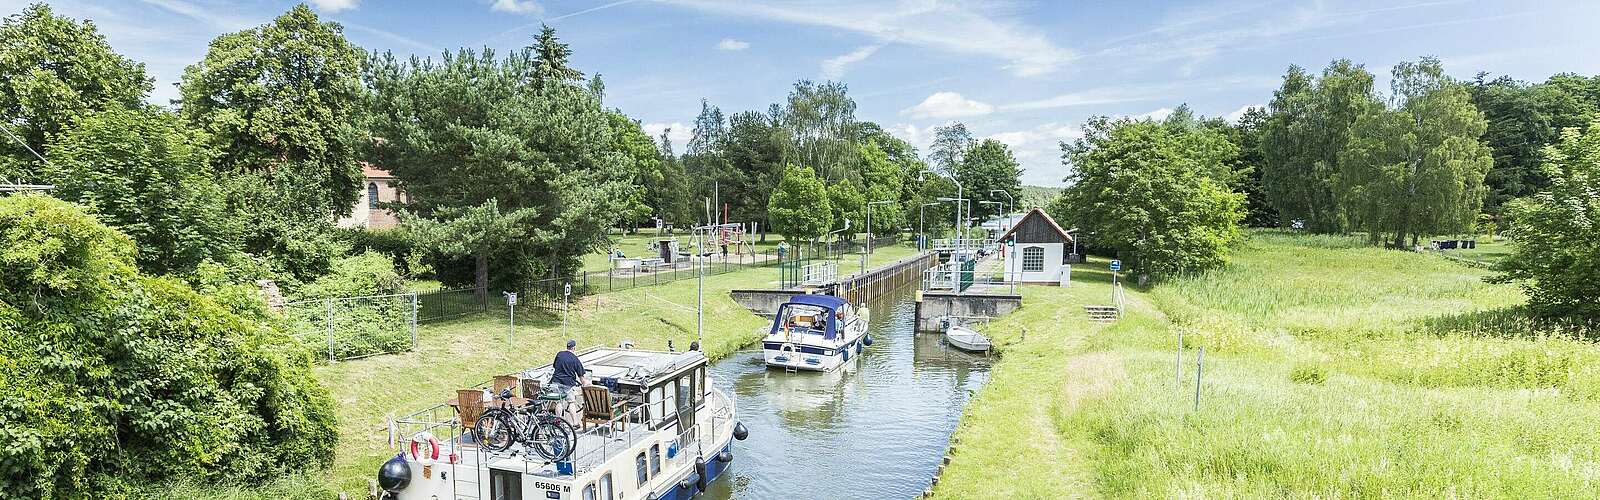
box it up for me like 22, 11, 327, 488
581, 385, 627, 432
492, 375, 519, 397
520, 378, 542, 399
457, 389, 486, 437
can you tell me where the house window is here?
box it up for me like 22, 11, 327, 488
367, 182, 379, 208
1022, 246, 1045, 272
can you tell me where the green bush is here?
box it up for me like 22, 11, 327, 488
0, 194, 337, 498
286, 251, 412, 359
1289, 363, 1328, 385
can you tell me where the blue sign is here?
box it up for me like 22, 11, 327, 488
1109, 260, 1122, 271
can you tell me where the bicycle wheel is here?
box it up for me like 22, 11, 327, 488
530, 418, 577, 462
475, 410, 515, 452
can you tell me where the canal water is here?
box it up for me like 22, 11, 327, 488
702, 291, 994, 499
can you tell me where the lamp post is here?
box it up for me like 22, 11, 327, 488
919, 171, 963, 252
989, 189, 1013, 231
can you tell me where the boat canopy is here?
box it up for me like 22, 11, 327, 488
770, 294, 847, 339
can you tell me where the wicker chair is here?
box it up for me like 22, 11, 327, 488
457, 389, 485, 435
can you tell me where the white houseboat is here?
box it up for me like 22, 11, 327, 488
376, 347, 748, 500
761, 295, 872, 372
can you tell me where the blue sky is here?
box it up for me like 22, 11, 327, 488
11, 0, 1600, 185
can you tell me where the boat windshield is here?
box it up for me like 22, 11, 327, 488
778, 305, 833, 336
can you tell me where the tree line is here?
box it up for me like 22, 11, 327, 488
1050, 56, 1598, 319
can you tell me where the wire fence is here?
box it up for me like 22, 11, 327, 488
283, 293, 418, 362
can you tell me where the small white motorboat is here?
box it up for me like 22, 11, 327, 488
944, 324, 992, 353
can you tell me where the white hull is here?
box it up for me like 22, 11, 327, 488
763, 320, 868, 372
944, 326, 992, 352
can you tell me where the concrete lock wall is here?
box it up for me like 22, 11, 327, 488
915, 291, 1023, 332
730, 288, 825, 316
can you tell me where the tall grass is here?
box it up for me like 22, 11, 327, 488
935, 230, 1600, 498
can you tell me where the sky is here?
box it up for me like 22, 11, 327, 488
9, 0, 1600, 186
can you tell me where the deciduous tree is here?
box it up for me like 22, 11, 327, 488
43, 107, 239, 275
1491, 122, 1600, 320
0, 3, 149, 180
1057, 117, 1245, 278
768, 165, 832, 242
1337, 58, 1492, 248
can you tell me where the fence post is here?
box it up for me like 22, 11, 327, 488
410, 292, 419, 351
325, 298, 335, 362
1194, 346, 1204, 411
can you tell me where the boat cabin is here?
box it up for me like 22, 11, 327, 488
769, 295, 853, 339
385, 347, 740, 500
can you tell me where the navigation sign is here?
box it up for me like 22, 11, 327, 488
504, 292, 518, 306
563, 283, 572, 297
1109, 260, 1122, 271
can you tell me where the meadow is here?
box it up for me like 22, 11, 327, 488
935, 231, 1600, 498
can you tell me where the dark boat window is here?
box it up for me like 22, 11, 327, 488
600, 473, 613, 500
636, 451, 648, 485
582, 482, 596, 500
489, 469, 521, 500
695, 367, 706, 404
650, 444, 661, 475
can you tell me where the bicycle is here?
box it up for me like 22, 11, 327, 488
474, 387, 578, 462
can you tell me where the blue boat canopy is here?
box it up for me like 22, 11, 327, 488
769, 295, 847, 339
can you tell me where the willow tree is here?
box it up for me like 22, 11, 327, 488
1337, 58, 1492, 248
1261, 61, 1378, 232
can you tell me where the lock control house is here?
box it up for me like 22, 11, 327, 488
996, 208, 1075, 284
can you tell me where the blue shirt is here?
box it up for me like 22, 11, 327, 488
551, 350, 585, 387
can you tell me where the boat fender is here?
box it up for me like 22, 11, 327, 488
733, 421, 749, 441
695, 458, 708, 491
377, 453, 412, 492
678, 472, 700, 492
718, 450, 734, 463
409, 431, 441, 465
863, 334, 873, 347
842, 349, 849, 362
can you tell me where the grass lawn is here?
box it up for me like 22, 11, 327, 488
934, 231, 1600, 498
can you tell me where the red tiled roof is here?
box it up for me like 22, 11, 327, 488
360, 162, 393, 179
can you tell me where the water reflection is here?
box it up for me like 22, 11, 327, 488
704, 290, 993, 499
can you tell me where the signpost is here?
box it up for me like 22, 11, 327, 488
1109, 259, 1121, 285
503, 291, 518, 344
562, 283, 571, 339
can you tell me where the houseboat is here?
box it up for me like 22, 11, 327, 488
761, 295, 872, 372
376, 347, 748, 500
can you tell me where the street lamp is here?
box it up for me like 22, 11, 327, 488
866, 200, 895, 255
989, 189, 1013, 230
936, 196, 967, 246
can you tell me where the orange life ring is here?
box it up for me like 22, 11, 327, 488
410, 432, 441, 464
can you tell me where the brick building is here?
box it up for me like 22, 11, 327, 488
337, 163, 406, 229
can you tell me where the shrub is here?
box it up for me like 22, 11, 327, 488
284, 251, 412, 359
1288, 363, 1328, 385
0, 194, 337, 498
1492, 124, 1600, 321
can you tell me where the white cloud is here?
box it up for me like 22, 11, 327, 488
310, 0, 359, 13
658, 0, 1076, 76
135, 0, 255, 30
820, 44, 882, 80
1223, 104, 1261, 124
985, 122, 1085, 186
642, 122, 692, 151
1002, 76, 1277, 112
492, 0, 544, 15
1132, 107, 1175, 122
716, 38, 750, 51
900, 91, 994, 119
